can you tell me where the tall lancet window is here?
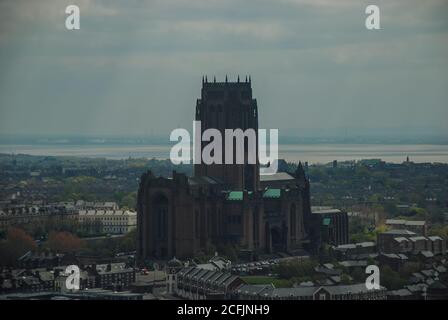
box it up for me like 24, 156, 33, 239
290, 204, 296, 239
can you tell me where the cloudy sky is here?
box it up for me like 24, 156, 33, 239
0, 0, 447, 138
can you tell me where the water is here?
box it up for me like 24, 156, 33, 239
1, 143, 448, 164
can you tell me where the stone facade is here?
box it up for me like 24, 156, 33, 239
137, 79, 313, 260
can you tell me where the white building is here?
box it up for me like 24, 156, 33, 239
78, 209, 137, 234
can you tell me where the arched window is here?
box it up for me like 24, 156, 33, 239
290, 204, 296, 239
152, 194, 168, 240
195, 210, 200, 239
253, 207, 259, 247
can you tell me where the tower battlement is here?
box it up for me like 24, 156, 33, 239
202, 75, 251, 84
200, 76, 253, 101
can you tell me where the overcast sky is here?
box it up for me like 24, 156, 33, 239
0, 0, 447, 138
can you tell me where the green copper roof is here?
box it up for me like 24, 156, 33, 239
263, 188, 281, 199
227, 191, 243, 201
323, 218, 331, 226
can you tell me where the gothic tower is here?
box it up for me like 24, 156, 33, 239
194, 76, 260, 191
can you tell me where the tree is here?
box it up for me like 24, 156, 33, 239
121, 192, 137, 209
340, 273, 352, 285
79, 229, 137, 258
429, 225, 448, 238
44, 231, 84, 253
274, 259, 317, 279
430, 209, 445, 224
218, 244, 238, 262
350, 267, 365, 283
0, 227, 37, 267
384, 203, 398, 216
117, 229, 137, 252
401, 262, 422, 278
381, 265, 406, 290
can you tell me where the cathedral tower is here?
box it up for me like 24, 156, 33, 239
194, 76, 260, 191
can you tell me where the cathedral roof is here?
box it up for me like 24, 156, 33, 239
259, 172, 295, 182
263, 188, 281, 199
226, 191, 243, 201
188, 176, 223, 186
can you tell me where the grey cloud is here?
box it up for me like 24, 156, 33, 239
0, 0, 447, 137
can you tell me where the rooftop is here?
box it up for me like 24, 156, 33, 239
312, 206, 342, 215
385, 219, 426, 226
259, 172, 295, 182
263, 188, 281, 199
381, 229, 417, 236
78, 210, 136, 216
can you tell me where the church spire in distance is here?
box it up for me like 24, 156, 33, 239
295, 161, 305, 181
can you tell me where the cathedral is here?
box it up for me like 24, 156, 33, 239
137, 77, 313, 260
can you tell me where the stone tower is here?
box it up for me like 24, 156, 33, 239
194, 76, 260, 191
136, 76, 313, 261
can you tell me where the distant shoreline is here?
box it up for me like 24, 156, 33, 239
2, 143, 448, 164
0, 134, 447, 146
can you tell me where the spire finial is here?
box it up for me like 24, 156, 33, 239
245, 75, 248, 82
295, 162, 305, 180
214, 76, 216, 83
237, 75, 240, 82
205, 75, 208, 83
202, 76, 204, 84
225, 75, 228, 83
249, 75, 251, 83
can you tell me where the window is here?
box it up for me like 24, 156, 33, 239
290, 204, 296, 238
195, 210, 201, 239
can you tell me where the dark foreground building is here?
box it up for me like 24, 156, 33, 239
137, 77, 314, 259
